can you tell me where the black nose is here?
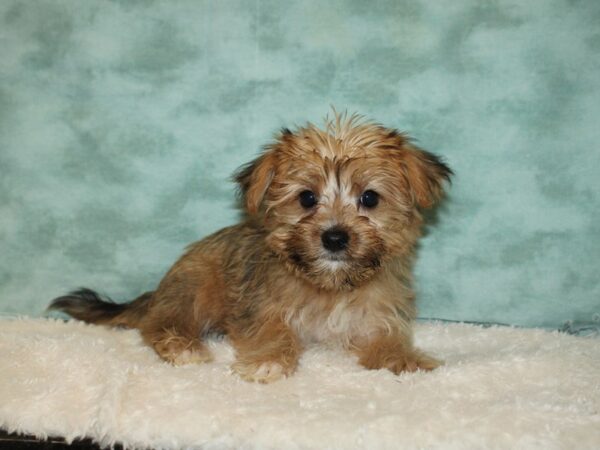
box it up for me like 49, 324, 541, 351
321, 227, 350, 252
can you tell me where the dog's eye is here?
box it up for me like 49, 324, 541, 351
299, 190, 317, 208
360, 190, 379, 208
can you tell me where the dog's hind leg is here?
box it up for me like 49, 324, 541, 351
139, 298, 217, 366
137, 264, 229, 366
148, 327, 214, 365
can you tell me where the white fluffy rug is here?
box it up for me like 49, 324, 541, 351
1, 318, 599, 449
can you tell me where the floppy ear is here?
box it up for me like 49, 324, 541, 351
397, 143, 452, 209
234, 149, 277, 215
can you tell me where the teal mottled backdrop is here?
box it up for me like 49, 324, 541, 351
1, 0, 599, 328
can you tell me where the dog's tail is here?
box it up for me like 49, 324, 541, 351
48, 288, 152, 329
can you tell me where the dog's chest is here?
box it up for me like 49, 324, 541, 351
286, 295, 377, 346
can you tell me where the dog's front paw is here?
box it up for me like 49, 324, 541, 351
390, 350, 442, 373
231, 359, 295, 383
360, 348, 442, 374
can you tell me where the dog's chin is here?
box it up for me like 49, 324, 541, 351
320, 257, 346, 271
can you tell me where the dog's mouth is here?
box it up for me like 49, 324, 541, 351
288, 246, 382, 291
287, 249, 348, 272
322, 252, 348, 262
288, 247, 382, 282
320, 257, 348, 273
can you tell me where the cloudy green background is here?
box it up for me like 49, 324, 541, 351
1, 0, 599, 329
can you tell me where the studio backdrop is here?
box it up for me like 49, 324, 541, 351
1, 0, 598, 329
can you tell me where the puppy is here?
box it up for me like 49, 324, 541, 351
49, 113, 452, 383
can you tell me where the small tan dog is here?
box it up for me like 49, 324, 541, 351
50, 113, 452, 383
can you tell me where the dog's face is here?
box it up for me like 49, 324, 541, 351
236, 115, 451, 291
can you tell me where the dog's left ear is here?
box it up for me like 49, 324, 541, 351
395, 142, 453, 209
234, 149, 278, 215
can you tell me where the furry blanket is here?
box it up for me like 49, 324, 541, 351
0, 318, 599, 449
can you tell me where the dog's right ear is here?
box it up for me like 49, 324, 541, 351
234, 147, 278, 216
234, 128, 297, 215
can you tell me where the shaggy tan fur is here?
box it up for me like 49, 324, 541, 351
50, 112, 452, 383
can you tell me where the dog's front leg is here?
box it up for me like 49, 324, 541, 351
353, 334, 441, 374
229, 317, 302, 383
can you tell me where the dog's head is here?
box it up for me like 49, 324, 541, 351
235, 113, 452, 291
